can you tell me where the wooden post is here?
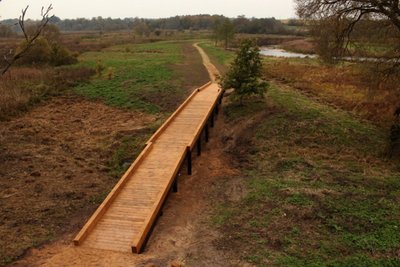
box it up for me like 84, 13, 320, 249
205, 123, 209, 143
210, 113, 214, 128
186, 148, 192, 175
197, 138, 201, 156
172, 177, 178, 193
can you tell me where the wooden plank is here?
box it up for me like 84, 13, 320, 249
130, 146, 188, 253
147, 82, 211, 144
73, 142, 154, 245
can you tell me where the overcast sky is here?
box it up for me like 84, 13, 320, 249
1, 0, 296, 20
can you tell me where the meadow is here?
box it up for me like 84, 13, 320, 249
1, 32, 400, 266
202, 43, 400, 266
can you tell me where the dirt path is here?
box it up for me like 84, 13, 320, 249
193, 43, 220, 82
10, 45, 248, 267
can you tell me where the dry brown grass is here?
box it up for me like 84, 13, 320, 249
236, 34, 303, 47
60, 31, 167, 54
280, 39, 316, 54
0, 67, 94, 120
263, 58, 400, 126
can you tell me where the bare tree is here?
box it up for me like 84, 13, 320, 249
296, 0, 400, 156
296, 0, 400, 31
213, 18, 235, 49
296, 0, 400, 59
1, 4, 53, 75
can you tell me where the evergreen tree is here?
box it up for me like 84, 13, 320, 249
220, 39, 268, 104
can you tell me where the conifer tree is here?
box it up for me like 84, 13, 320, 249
220, 39, 268, 104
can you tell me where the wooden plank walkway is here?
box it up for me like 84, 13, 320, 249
73, 81, 223, 253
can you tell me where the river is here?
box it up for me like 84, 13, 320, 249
260, 47, 317, 58
259, 46, 389, 62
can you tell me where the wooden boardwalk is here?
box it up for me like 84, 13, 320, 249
73, 81, 223, 253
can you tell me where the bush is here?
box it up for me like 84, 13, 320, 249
16, 37, 52, 66
15, 36, 77, 67
0, 66, 95, 119
50, 44, 78, 66
95, 60, 106, 76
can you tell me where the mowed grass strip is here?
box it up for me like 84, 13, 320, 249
216, 84, 400, 266
75, 41, 185, 114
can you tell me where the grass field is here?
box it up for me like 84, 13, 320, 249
74, 40, 210, 179
204, 43, 400, 266
3, 36, 399, 266
262, 56, 399, 126
75, 41, 188, 114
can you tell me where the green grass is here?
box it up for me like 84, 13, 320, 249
75, 41, 186, 114
348, 42, 393, 57
189, 38, 400, 266
107, 121, 162, 178
215, 84, 400, 266
107, 133, 149, 178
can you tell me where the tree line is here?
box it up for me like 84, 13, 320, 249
0, 14, 295, 35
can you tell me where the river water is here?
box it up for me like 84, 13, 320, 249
260, 47, 317, 58
259, 47, 389, 62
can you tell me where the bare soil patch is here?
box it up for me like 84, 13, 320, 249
0, 95, 155, 265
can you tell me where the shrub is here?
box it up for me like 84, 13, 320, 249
50, 44, 78, 66
95, 60, 106, 76
106, 67, 114, 80
0, 66, 95, 119
16, 37, 52, 66
15, 37, 77, 67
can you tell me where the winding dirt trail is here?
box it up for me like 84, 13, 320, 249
13, 44, 246, 267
